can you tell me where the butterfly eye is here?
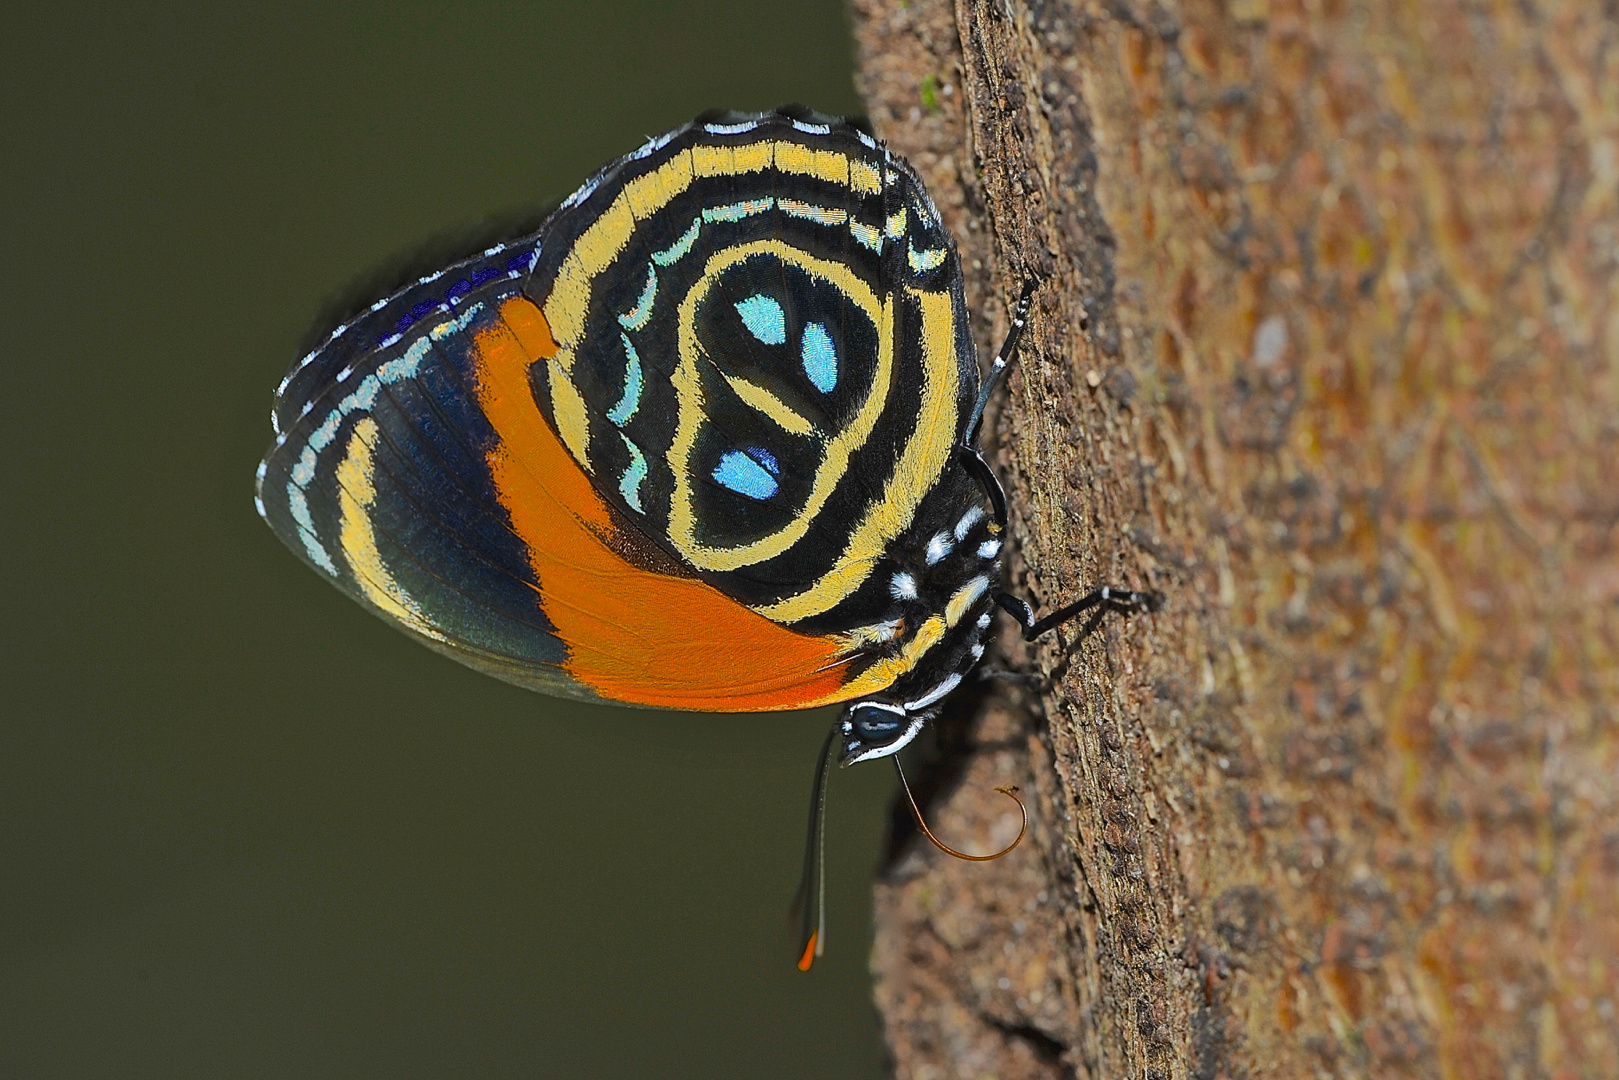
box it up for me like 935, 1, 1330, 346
850, 706, 906, 744
839, 704, 923, 766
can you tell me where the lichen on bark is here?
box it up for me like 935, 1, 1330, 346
851, 2, 1619, 1078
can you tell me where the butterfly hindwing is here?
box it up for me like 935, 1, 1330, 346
523, 111, 983, 638
258, 109, 998, 713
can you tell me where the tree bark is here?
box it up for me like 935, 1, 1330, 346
851, 2, 1619, 1078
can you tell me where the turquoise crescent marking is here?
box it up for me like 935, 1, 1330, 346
608, 333, 643, 425
618, 265, 657, 331
907, 241, 947, 273
850, 220, 882, 252
619, 434, 648, 512
703, 197, 774, 224
652, 219, 701, 266
288, 488, 333, 573
713, 448, 780, 500
800, 321, 837, 392
735, 295, 787, 346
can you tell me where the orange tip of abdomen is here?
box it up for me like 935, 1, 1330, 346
797, 932, 818, 972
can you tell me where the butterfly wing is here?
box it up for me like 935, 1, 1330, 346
522, 111, 982, 641
257, 110, 984, 711
258, 232, 862, 709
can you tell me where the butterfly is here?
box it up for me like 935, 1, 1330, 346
255, 105, 1153, 970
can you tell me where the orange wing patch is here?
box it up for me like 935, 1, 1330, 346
472, 295, 860, 711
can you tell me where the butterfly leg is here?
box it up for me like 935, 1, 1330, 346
975, 666, 1046, 688
965, 279, 1038, 446
995, 587, 1157, 641
962, 279, 1159, 641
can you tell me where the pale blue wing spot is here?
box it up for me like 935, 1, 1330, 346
779, 199, 847, 226
308, 412, 342, 453
907, 241, 947, 273
561, 175, 600, 210
619, 435, 648, 512
735, 295, 787, 345
713, 448, 780, 500
800, 322, 838, 393
288, 485, 316, 536
351, 376, 380, 411
651, 218, 701, 266
287, 487, 336, 573
607, 333, 643, 426
849, 220, 882, 252
702, 197, 774, 224
618, 265, 658, 331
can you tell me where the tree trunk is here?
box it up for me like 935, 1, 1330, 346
851, 2, 1619, 1077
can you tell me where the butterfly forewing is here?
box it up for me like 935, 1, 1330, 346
257, 247, 606, 699
257, 109, 996, 712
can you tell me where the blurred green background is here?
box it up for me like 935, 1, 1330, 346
2, 4, 898, 1077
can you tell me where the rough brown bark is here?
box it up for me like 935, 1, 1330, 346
850, 2, 1619, 1078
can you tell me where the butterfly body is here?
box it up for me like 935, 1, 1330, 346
257, 109, 1002, 726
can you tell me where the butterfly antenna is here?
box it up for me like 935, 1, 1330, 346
892, 755, 1027, 862
790, 724, 838, 971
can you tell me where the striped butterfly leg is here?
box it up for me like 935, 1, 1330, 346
964, 279, 1038, 447
995, 586, 1158, 641
962, 278, 1160, 642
